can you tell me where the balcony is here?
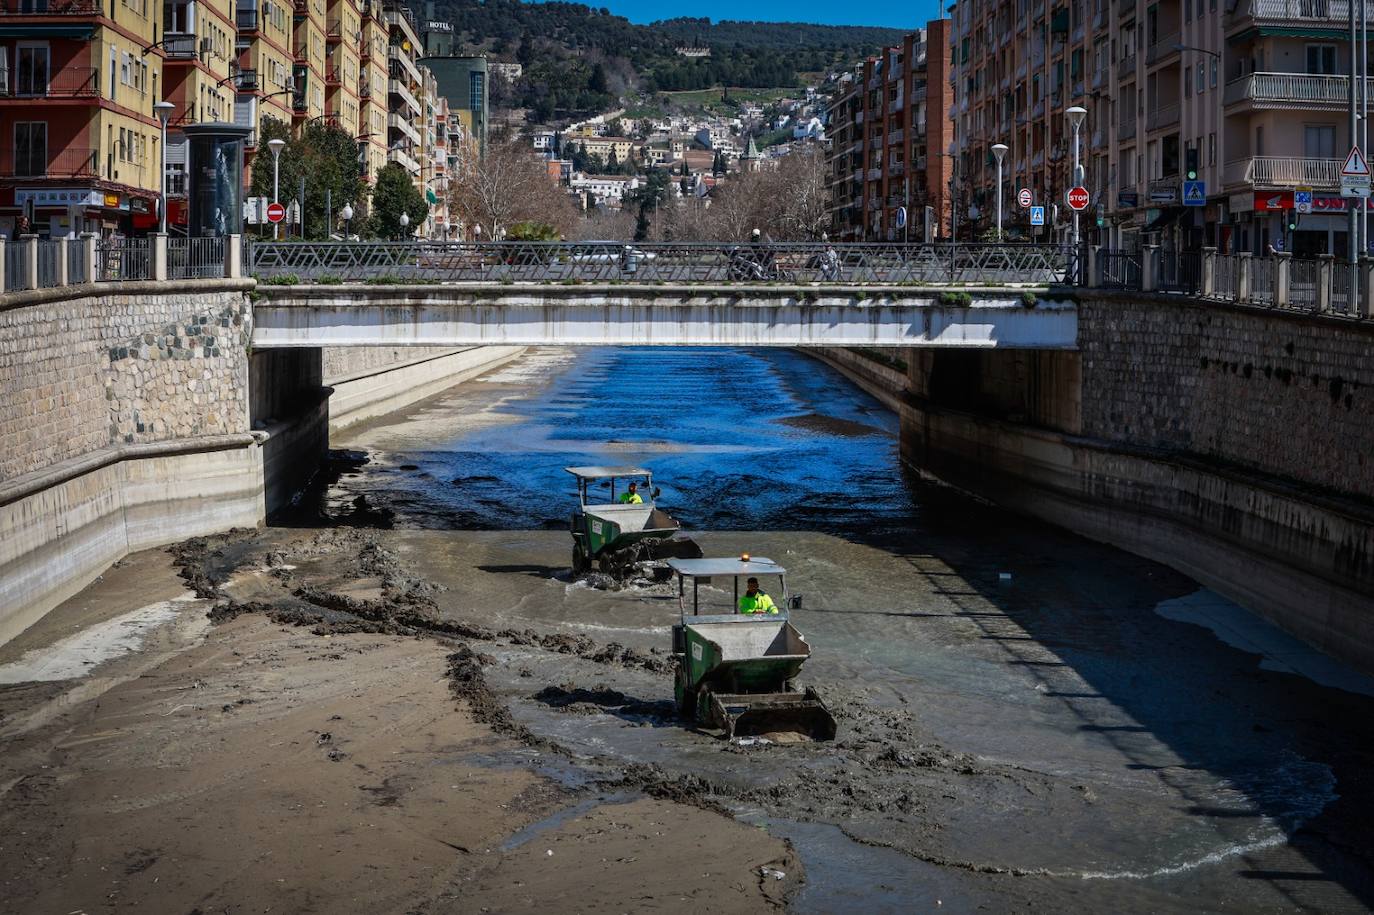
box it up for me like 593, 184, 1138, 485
0, 145, 98, 177
1093, 5, 1106, 27
887, 127, 904, 146
1092, 68, 1107, 90
1145, 31, 1180, 66
1225, 156, 1343, 189
236, 2, 257, 28
0, 0, 98, 13
388, 146, 419, 175
388, 111, 420, 145
1118, 53, 1137, 80
1227, 0, 1374, 27
233, 68, 258, 91
0, 66, 99, 98
326, 65, 341, 85
1119, 116, 1137, 141
326, 17, 342, 41
1224, 72, 1374, 109
388, 78, 420, 114
1146, 101, 1180, 131
164, 32, 197, 59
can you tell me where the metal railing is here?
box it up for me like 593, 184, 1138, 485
4, 244, 29, 289
1097, 249, 1141, 288
1289, 258, 1319, 309
1224, 72, 1374, 107
169, 236, 226, 279
0, 65, 99, 97
1232, 0, 1374, 22
1239, 156, 1344, 189
97, 237, 150, 281
0, 0, 100, 13
245, 241, 1081, 286
66, 235, 89, 284
1213, 253, 1241, 299
36, 239, 60, 288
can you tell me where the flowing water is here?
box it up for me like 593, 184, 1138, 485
314, 346, 1374, 912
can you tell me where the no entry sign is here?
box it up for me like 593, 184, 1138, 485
1018, 188, 1033, 208
1066, 186, 1090, 211
266, 202, 286, 224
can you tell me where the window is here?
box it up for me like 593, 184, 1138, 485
1305, 124, 1336, 158
1208, 132, 1216, 165
1306, 44, 1337, 75
1197, 62, 1205, 93
1211, 58, 1217, 87
14, 121, 46, 176
1256, 125, 1264, 157
120, 51, 130, 87
15, 44, 49, 96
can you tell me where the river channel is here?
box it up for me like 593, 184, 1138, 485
311, 345, 1374, 913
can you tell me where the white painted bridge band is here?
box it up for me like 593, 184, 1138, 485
250, 290, 1079, 349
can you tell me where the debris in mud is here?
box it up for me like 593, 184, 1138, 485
532, 684, 673, 720
446, 645, 532, 741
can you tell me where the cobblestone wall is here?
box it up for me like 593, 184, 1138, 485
1078, 298, 1374, 500
0, 286, 251, 483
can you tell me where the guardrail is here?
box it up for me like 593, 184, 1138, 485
244, 241, 1082, 285
169, 236, 227, 279
0, 233, 241, 294
1089, 245, 1372, 317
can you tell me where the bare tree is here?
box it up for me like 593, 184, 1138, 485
449, 135, 578, 239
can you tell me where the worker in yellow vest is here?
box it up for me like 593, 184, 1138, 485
738, 577, 778, 614
618, 482, 643, 504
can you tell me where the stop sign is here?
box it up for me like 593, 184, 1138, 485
1018, 188, 1033, 208
1066, 186, 1090, 211
266, 202, 286, 224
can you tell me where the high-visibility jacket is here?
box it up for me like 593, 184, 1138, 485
738, 592, 778, 614
619, 492, 642, 504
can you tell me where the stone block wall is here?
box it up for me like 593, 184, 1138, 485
1077, 297, 1373, 500
0, 284, 251, 485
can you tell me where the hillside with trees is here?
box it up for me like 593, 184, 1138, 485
436, 0, 904, 119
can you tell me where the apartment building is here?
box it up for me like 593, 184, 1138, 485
421, 55, 487, 158
234, 0, 296, 151
383, 0, 423, 177
950, 0, 1367, 254
0, 0, 169, 235
827, 23, 954, 241
357, 0, 388, 182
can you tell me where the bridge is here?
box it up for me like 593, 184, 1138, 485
248, 241, 1079, 348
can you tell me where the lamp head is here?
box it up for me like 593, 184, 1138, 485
267, 137, 286, 155
1065, 106, 1088, 131
153, 100, 175, 124
991, 142, 1009, 163
340, 203, 354, 220
400, 211, 410, 227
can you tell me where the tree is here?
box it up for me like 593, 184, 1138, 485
589, 62, 609, 95
370, 163, 429, 239
450, 135, 577, 240
249, 117, 368, 238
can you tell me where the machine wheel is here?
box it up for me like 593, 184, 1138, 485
571, 541, 591, 575
674, 669, 696, 719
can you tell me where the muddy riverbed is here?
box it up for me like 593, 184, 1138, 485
4, 346, 1374, 913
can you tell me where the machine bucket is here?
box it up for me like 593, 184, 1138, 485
710, 689, 837, 741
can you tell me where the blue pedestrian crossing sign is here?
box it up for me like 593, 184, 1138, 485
1029, 205, 1045, 226
1183, 180, 1206, 206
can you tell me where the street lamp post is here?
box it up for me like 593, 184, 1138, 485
991, 142, 1009, 241
399, 210, 410, 241
1065, 106, 1087, 251
267, 137, 286, 240
153, 101, 175, 235
340, 203, 354, 240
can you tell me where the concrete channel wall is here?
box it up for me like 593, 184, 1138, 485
815, 294, 1374, 673
0, 281, 264, 644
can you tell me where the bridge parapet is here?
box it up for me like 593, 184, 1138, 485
250, 282, 1077, 349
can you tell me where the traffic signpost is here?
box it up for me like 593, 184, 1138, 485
1029, 206, 1046, 226
1066, 186, 1090, 211
1295, 186, 1314, 214
1340, 145, 1371, 198
1018, 188, 1033, 208
1183, 180, 1206, 206
267, 201, 286, 224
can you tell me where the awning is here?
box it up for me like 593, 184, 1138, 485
1144, 207, 1183, 232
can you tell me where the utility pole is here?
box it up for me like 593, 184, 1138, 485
1351, 0, 1360, 284
1364, 0, 1369, 258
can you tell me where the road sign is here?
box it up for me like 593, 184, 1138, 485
1066, 186, 1090, 211
1342, 145, 1370, 176
1018, 188, 1033, 208
1341, 146, 1372, 197
1029, 205, 1045, 226
1183, 180, 1206, 206
895, 205, 907, 229
1295, 186, 1313, 214
266, 201, 286, 224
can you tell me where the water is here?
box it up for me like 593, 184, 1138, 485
322, 346, 1374, 912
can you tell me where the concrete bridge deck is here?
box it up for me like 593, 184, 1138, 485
248, 283, 1077, 349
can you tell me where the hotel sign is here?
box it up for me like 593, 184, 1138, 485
16, 189, 104, 208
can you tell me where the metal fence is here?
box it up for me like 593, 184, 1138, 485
1289, 257, 1319, 310
169, 236, 226, 279
1249, 255, 1275, 306
1097, 249, 1141, 288
66, 237, 89, 284
1156, 250, 1201, 295
4, 244, 28, 290
36, 240, 60, 288
1212, 254, 1240, 300
245, 241, 1080, 285
97, 237, 150, 282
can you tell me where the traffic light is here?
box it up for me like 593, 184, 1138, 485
1186, 146, 1199, 182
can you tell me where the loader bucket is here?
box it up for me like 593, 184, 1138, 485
709, 689, 837, 741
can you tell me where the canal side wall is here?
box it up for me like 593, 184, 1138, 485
322, 345, 526, 432
822, 297, 1374, 672
0, 281, 264, 645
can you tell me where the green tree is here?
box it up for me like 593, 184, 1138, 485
249, 117, 367, 238
370, 163, 429, 239
589, 62, 609, 95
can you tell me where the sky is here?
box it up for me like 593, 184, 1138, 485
562, 0, 943, 30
